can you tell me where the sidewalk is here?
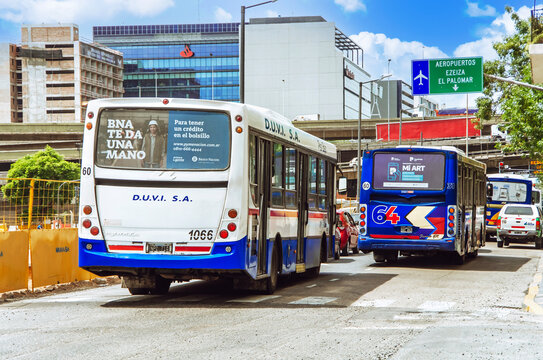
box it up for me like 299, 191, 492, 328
524, 253, 543, 315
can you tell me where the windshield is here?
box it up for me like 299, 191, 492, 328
95, 109, 230, 170
504, 206, 534, 216
372, 152, 445, 190
489, 181, 527, 203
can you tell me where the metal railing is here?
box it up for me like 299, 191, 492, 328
0, 178, 79, 230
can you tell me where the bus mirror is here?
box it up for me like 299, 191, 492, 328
486, 183, 493, 198
338, 177, 347, 193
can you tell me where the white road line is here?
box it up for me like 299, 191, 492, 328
306, 284, 317, 288
289, 296, 338, 305
329, 278, 340, 282
228, 295, 280, 303
417, 301, 456, 312
351, 298, 396, 307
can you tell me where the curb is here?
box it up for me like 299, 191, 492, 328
523, 254, 543, 315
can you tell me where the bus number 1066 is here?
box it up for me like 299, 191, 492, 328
188, 229, 214, 240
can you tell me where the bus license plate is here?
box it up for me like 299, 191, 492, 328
146, 242, 173, 254
400, 226, 412, 234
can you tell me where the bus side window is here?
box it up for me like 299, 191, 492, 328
308, 156, 318, 209
249, 135, 258, 206
318, 158, 326, 210
285, 147, 297, 208
271, 143, 284, 207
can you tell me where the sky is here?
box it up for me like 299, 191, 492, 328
0, 0, 535, 108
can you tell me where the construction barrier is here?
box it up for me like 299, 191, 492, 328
30, 229, 96, 289
0, 230, 29, 293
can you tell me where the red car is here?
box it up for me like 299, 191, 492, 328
336, 210, 360, 256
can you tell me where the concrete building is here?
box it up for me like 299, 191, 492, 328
0, 43, 18, 123
244, 16, 375, 120
374, 79, 414, 119
413, 96, 439, 118
13, 24, 123, 123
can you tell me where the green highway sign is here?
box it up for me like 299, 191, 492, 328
412, 56, 483, 95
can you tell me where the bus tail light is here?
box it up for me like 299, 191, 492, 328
359, 204, 367, 235
447, 205, 456, 237
82, 219, 91, 229
228, 209, 238, 218
90, 227, 100, 236
219, 230, 228, 239
83, 205, 92, 215
227, 223, 237, 232
496, 217, 501, 229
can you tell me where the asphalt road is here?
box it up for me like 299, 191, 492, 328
1, 242, 542, 359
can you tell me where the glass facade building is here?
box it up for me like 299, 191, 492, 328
93, 23, 240, 101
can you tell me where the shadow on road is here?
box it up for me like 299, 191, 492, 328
101, 272, 397, 309
369, 253, 531, 272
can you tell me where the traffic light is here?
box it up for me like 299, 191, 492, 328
499, 162, 504, 173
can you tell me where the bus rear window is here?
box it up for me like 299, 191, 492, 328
372, 152, 445, 191
490, 181, 527, 203
95, 109, 230, 170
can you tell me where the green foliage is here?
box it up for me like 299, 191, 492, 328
476, 7, 543, 181
1, 146, 80, 222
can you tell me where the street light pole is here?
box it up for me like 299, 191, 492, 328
240, 0, 277, 103
357, 74, 391, 204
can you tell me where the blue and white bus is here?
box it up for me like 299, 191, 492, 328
78, 98, 337, 295
486, 174, 534, 240
358, 146, 487, 264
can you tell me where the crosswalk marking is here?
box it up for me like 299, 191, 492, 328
289, 296, 337, 305
351, 298, 396, 307
417, 301, 456, 312
228, 295, 280, 303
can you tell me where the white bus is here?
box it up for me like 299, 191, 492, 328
79, 98, 338, 295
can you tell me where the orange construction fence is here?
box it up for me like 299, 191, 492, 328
0, 231, 29, 293
0, 229, 98, 293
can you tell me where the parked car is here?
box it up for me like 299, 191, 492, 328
497, 204, 543, 249
336, 210, 360, 256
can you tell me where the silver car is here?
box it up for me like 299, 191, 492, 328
497, 204, 543, 249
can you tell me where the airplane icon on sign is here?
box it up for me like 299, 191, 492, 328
414, 70, 428, 85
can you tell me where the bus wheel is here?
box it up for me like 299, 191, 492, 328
467, 249, 478, 258
535, 238, 543, 249
128, 287, 150, 295
385, 251, 398, 263
265, 245, 279, 294
452, 252, 466, 265
373, 251, 386, 263
149, 277, 172, 295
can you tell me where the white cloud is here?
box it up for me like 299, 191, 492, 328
466, 2, 497, 17
0, 0, 174, 23
266, 10, 279, 18
214, 7, 232, 22
335, 0, 366, 13
349, 6, 533, 109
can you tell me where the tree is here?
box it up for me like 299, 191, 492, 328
1, 146, 80, 226
476, 7, 543, 164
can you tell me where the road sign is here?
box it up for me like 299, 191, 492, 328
412, 57, 483, 95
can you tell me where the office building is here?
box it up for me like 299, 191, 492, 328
93, 23, 240, 101
375, 79, 414, 119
